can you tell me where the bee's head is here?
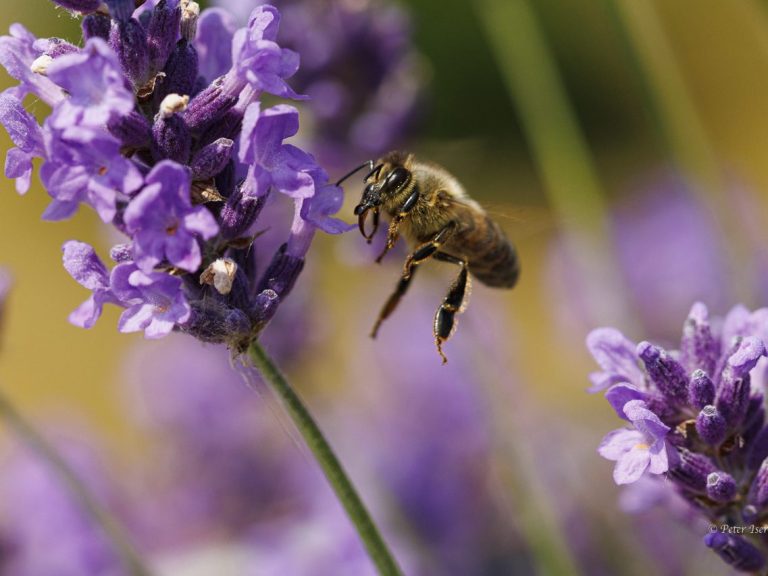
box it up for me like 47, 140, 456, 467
348, 153, 413, 242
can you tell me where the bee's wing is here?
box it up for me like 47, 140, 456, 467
481, 203, 557, 240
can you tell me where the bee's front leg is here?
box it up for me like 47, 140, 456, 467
432, 253, 470, 365
370, 223, 456, 338
374, 188, 421, 263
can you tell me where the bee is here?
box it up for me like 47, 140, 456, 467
338, 151, 520, 364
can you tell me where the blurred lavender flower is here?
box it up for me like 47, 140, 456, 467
121, 334, 427, 574
211, 0, 425, 169
548, 173, 733, 342
588, 302, 768, 572
124, 336, 313, 544
0, 433, 127, 576
0, 0, 352, 350
0, 268, 11, 342
332, 290, 530, 576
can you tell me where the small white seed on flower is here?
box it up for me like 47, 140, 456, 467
159, 93, 189, 117
200, 258, 238, 295
30, 55, 54, 76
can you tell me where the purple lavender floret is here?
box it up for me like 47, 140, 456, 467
598, 399, 672, 485
1, 1, 353, 349
588, 302, 768, 572
124, 160, 218, 272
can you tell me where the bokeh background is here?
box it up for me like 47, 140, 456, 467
3, 0, 768, 574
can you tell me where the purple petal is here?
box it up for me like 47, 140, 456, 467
605, 384, 646, 419
118, 303, 156, 333
165, 232, 201, 271
68, 294, 102, 329
586, 328, 644, 389
614, 447, 650, 485
647, 440, 670, 474
5, 148, 33, 194
624, 399, 670, 441
0, 90, 44, 153
728, 336, 766, 378
195, 8, 236, 82
61, 241, 109, 290
598, 428, 644, 461
182, 207, 219, 238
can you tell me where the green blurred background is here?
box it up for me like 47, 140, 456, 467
3, 0, 768, 574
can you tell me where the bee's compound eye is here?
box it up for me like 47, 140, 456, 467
384, 167, 410, 192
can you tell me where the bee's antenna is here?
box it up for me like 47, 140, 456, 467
336, 160, 375, 187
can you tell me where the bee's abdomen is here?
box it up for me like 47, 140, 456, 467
447, 213, 519, 289
470, 241, 519, 287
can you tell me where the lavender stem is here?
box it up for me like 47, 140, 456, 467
247, 341, 404, 576
0, 387, 153, 576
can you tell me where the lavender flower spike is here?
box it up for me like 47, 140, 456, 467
589, 302, 768, 573
1, 1, 353, 345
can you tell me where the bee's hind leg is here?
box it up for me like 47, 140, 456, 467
371, 223, 457, 338
432, 253, 470, 365
370, 267, 418, 338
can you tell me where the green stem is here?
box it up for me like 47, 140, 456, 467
247, 341, 403, 576
608, 0, 754, 293
0, 388, 153, 576
476, 0, 634, 329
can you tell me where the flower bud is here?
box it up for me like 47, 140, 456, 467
257, 243, 304, 298
180, 0, 200, 41
147, 0, 182, 74
716, 373, 751, 430
704, 533, 766, 572
109, 18, 150, 87
104, 0, 134, 22
154, 39, 199, 105
151, 94, 191, 162
250, 289, 279, 325
82, 13, 112, 41
689, 369, 715, 410
668, 448, 717, 493
108, 110, 151, 149
749, 459, 768, 508
706, 472, 736, 503
190, 138, 233, 181
680, 302, 719, 376
218, 180, 264, 240
748, 427, 768, 470
182, 301, 251, 344
637, 342, 688, 406
696, 405, 727, 445
183, 75, 238, 133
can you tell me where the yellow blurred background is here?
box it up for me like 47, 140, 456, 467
4, 0, 768, 573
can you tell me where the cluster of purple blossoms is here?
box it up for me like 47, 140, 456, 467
0, 0, 351, 349
589, 302, 768, 572
212, 0, 424, 170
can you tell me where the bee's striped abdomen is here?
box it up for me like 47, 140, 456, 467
447, 211, 519, 289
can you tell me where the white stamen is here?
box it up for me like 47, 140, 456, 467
159, 93, 189, 118
200, 258, 238, 295
30, 55, 54, 76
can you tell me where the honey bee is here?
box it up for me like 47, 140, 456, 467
339, 151, 519, 363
